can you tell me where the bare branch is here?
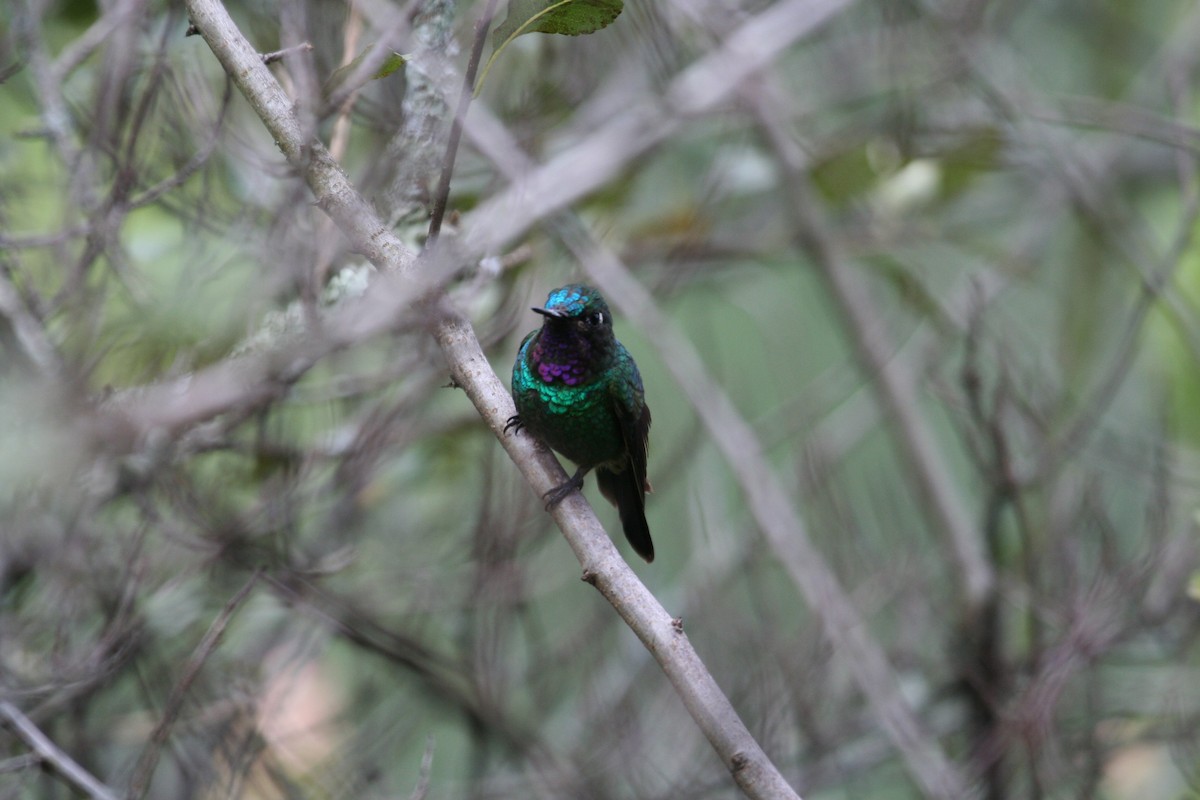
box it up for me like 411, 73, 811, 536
407, 734, 436, 800
462, 90, 975, 800
0, 701, 120, 800
185, 1, 418, 277
0, 264, 62, 377
426, 0, 499, 244
568, 243, 975, 800
178, 0, 806, 795
459, 0, 854, 258
9, 0, 1200, 796
261, 41, 313, 65
750, 84, 997, 617
433, 308, 803, 799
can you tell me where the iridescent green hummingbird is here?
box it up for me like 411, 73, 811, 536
506, 284, 654, 562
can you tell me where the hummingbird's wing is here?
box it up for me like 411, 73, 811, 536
609, 355, 651, 496
620, 401, 651, 496
596, 355, 654, 561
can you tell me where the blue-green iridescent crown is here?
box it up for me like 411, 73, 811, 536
544, 284, 604, 317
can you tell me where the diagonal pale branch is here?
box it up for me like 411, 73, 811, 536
185, 0, 417, 278
749, 89, 996, 617
0, 267, 63, 377
459, 99, 975, 799
460, 0, 854, 258
569, 242, 976, 800
434, 308, 802, 799
0, 701, 120, 800
115, 0, 853, 441
179, 0, 805, 796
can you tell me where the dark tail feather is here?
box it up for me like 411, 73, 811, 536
596, 466, 654, 562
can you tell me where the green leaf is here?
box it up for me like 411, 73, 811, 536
476, 0, 623, 95
372, 52, 409, 80
323, 47, 408, 99
494, 0, 622, 40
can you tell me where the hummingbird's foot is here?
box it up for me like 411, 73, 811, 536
543, 468, 587, 510
503, 414, 524, 434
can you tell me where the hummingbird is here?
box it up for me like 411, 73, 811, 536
506, 284, 654, 562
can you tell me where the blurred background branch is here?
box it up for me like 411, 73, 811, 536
2, 0, 1200, 798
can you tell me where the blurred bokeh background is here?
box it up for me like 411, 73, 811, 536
2, 0, 1200, 797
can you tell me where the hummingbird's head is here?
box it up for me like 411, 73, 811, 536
532, 284, 615, 349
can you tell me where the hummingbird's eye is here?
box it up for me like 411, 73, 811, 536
585, 311, 604, 326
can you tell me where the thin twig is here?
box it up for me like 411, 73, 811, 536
50, 0, 138, 82
0, 701, 121, 800
426, 0, 499, 245
407, 734, 436, 800
0, 260, 62, 376
126, 569, 262, 800
185, 0, 417, 276
0, 753, 40, 773
327, 9, 364, 163
261, 41, 313, 65
314, 8, 366, 287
